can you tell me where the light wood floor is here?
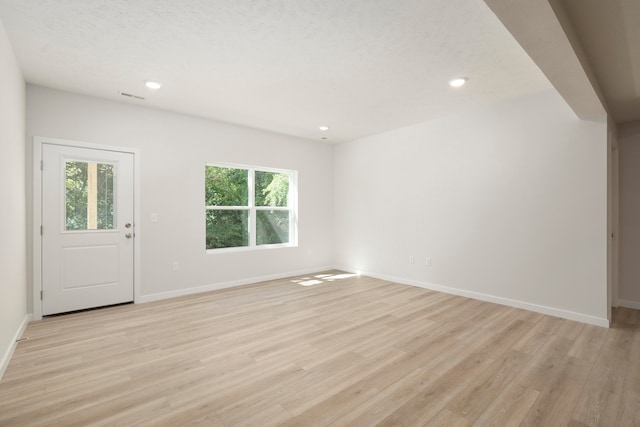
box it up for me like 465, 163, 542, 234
1, 271, 638, 426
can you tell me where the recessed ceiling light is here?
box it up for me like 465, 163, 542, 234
319, 125, 329, 131
145, 80, 162, 89
448, 77, 467, 88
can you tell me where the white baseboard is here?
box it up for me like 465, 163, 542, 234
335, 265, 610, 328
138, 265, 336, 303
617, 299, 640, 310
0, 314, 32, 381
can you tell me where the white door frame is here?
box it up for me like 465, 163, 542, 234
32, 136, 141, 320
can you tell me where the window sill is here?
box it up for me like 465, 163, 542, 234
206, 242, 298, 254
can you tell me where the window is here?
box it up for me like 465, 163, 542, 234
205, 163, 297, 251
65, 160, 115, 230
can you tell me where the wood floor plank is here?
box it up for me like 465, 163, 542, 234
446, 349, 531, 421
0, 270, 637, 426
281, 348, 406, 417
327, 367, 437, 427
518, 356, 591, 426
375, 351, 498, 425
570, 317, 634, 426
217, 351, 365, 422
430, 408, 473, 427
566, 323, 608, 365
511, 315, 562, 355
512, 334, 575, 392
470, 382, 539, 426
615, 317, 640, 426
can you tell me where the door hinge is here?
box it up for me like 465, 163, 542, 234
40, 225, 43, 236
40, 290, 43, 300
40, 160, 43, 171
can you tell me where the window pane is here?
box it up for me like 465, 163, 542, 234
65, 161, 115, 231
205, 166, 248, 206
257, 210, 289, 245
206, 209, 249, 249
255, 171, 289, 207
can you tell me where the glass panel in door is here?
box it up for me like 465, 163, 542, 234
65, 161, 116, 230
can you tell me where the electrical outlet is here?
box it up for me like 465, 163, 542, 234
172, 262, 180, 271
409, 256, 415, 264
425, 257, 431, 266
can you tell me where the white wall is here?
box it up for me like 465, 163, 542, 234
334, 90, 609, 325
22, 84, 612, 327
0, 18, 28, 377
618, 121, 640, 308
26, 86, 334, 302
607, 116, 619, 319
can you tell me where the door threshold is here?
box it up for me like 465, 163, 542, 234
43, 301, 134, 318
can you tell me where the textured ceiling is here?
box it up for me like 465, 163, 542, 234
0, 0, 552, 143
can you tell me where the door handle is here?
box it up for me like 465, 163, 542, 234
125, 233, 133, 239
125, 223, 132, 228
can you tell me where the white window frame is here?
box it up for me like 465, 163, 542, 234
205, 162, 298, 253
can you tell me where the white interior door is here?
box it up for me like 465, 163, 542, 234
42, 143, 134, 315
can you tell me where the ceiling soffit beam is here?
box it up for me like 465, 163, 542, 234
484, 0, 607, 122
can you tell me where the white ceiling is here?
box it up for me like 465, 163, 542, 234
485, 0, 640, 127
0, 0, 552, 143
558, 0, 640, 125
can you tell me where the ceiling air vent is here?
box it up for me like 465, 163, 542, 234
119, 91, 145, 100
